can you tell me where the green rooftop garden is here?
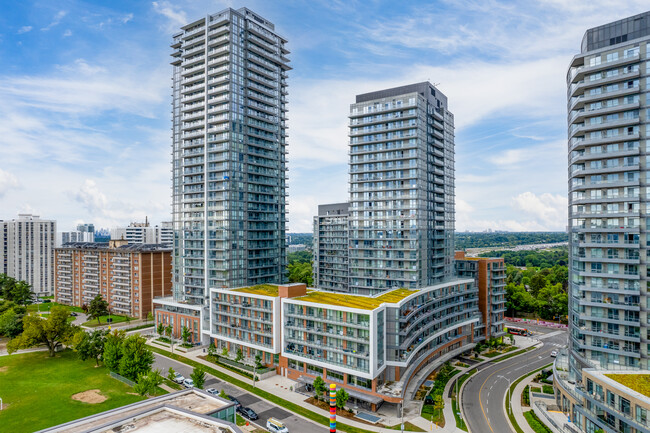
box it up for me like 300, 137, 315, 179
232, 284, 280, 297
605, 373, 650, 397
295, 288, 417, 310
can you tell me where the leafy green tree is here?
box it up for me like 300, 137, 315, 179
11, 281, 34, 306
219, 389, 228, 398
0, 306, 25, 338
103, 329, 126, 372
146, 311, 154, 324
287, 250, 312, 265
313, 376, 326, 398
134, 369, 163, 396
157, 322, 165, 338
221, 347, 229, 357
287, 262, 313, 286
433, 394, 444, 423
87, 294, 109, 325
73, 329, 108, 366
191, 366, 206, 389
207, 340, 217, 361
181, 326, 191, 345
167, 367, 176, 381
335, 387, 349, 410
7, 306, 76, 357
235, 348, 243, 363
165, 324, 174, 352
118, 334, 154, 381
254, 353, 263, 369
0, 274, 17, 300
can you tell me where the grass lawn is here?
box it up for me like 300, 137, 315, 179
27, 302, 84, 314
386, 421, 425, 431
523, 410, 553, 433
82, 315, 134, 327
0, 349, 146, 432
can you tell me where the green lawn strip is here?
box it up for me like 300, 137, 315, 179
451, 395, 468, 431
148, 345, 376, 433
27, 302, 84, 314
524, 410, 553, 433
82, 315, 134, 327
542, 385, 554, 395
0, 349, 145, 433
386, 421, 425, 431
505, 363, 553, 433
163, 378, 183, 390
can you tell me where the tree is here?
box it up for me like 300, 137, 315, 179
168, 367, 176, 381
134, 369, 163, 397
221, 347, 229, 358
235, 348, 243, 363
74, 329, 107, 366
433, 395, 444, 424
254, 353, 263, 369
181, 326, 191, 345
87, 294, 109, 325
219, 389, 228, 399
165, 324, 174, 352
191, 366, 206, 389
103, 329, 126, 372
157, 322, 165, 338
0, 306, 25, 338
11, 281, 34, 306
335, 387, 349, 410
313, 376, 326, 399
207, 340, 217, 362
287, 262, 313, 286
119, 334, 154, 381
7, 306, 76, 357
146, 311, 154, 324
0, 274, 17, 300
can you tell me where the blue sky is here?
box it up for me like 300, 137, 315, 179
0, 0, 648, 233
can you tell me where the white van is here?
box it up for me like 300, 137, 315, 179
266, 417, 288, 433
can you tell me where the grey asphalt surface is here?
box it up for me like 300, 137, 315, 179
461, 323, 568, 433
152, 352, 327, 433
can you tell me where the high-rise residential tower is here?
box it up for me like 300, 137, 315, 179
156, 7, 289, 339
0, 214, 56, 295
170, 7, 289, 302
348, 83, 455, 295
313, 202, 349, 292
556, 12, 650, 433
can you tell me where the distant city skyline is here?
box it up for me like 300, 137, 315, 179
1, 1, 649, 232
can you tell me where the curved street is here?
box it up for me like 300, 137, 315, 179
461, 323, 567, 433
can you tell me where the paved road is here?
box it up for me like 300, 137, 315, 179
153, 353, 326, 433
461, 323, 568, 433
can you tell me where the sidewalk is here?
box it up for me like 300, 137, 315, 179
510, 374, 538, 433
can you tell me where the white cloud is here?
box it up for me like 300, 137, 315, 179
0, 169, 19, 197
75, 180, 109, 214
17, 26, 32, 34
63, 29, 72, 37
152, 1, 188, 29
41, 10, 67, 31
512, 192, 567, 229
122, 13, 134, 24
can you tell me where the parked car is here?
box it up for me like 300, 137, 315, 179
182, 378, 194, 388
424, 395, 434, 405
205, 388, 218, 395
239, 407, 258, 420
172, 372, 185, 384
266, 417, 289, 432
70, 312, 78, 317
227, 395, 241, 409
550, 350, 558, 358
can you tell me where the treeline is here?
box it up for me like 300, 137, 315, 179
479, 246, 568, 268
288, 233, 313, 246
505, 265, 569, 321
455, 232, 567, 249
287, 251, 313, 286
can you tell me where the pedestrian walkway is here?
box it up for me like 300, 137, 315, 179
511, 374, 539, 433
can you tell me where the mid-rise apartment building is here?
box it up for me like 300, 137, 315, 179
557, 11, 650, 433
205, 281, 478, 411
348, 83, 455, 295
55, 240, 172, 319
0, 213, 56, 295
454, 251, 507, 340
156, 7, 290, 336
313, 202, 349, 292
111, 221, 173, 246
